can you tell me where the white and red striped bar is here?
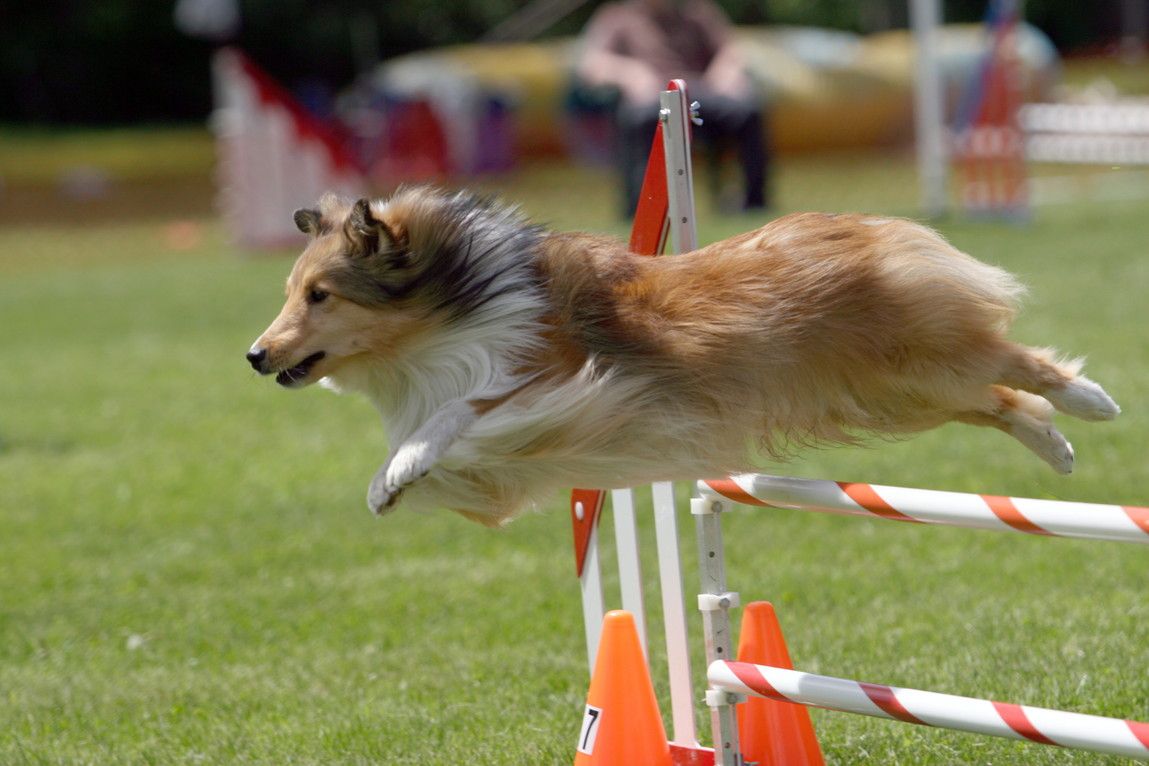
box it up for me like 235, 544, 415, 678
700, 474, 1149, 545
1026, 134, 1149, 165
710, 660, 1149, 761
1019, 103, 1149, 136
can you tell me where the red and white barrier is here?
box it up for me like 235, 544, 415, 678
211, 48, 366, 249
710, 660, 1149, 761
1021, 101, 1149, 165
1020, 103, 1149, 136
953, 0, 1029, 217
702, 473, 1149, 545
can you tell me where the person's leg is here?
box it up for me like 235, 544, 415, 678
692, 91, 769, 210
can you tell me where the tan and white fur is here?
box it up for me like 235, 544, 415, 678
246, 187, 1120, 526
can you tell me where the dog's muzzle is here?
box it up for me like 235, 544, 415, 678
247, 346, 326, 387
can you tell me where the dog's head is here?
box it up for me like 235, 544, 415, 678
245, 193, 434, 388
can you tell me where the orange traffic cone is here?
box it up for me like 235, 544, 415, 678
575, 610, 672, 766
736, 601, 824, 766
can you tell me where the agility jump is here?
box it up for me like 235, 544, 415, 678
571, 81, 1148, 766
693, 480, 1149, 764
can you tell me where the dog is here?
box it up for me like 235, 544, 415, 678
246, 186, 1120, 526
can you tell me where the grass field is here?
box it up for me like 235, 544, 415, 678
1, 134, 1147, 765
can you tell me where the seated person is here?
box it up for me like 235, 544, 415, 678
576, 0, 770, 215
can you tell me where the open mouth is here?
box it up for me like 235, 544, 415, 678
275, 351, 326, 387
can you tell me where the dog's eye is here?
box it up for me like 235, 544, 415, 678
307, 288, 329, 305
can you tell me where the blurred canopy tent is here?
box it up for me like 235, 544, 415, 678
368, 22, 1058, 160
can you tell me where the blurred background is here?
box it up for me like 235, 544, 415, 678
2, 0, 1145, 123
2, 0, 1148, 232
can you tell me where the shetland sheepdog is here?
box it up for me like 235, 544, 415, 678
246, 187, 1119, 526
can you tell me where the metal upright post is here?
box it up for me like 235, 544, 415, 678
910, 0, 949, 218
659, 85, 699, 255
692, 495, 743, 766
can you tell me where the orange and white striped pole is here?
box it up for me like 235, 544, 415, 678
701, 473, 1149, 545
710, 660, 1149, 761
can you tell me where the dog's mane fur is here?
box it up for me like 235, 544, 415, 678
322, 189, 550, 446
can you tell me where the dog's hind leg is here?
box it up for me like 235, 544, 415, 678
955, 385, 1075, 474
995, 343, 1120, 422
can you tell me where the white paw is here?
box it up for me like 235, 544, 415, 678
1047, 433, 1075, 475
1010, 421, 1074, 474
1036, 427, 1074, 475
1049, 377, 1120, 422
386, 442, 433, 490
366, 444, 433, 516
366, 477, 403, 516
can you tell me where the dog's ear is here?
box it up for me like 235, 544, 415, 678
293, 208, 323, 237
346, 198, 401, 257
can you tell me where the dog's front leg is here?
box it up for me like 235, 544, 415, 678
367, 400, 479, 516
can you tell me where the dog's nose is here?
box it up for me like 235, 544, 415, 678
246, 347, 268, 372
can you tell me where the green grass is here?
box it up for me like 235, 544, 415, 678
0, 127, 216, 184
1, 145, 1147, 765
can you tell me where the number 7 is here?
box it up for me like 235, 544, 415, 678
577, 704, 603, 755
